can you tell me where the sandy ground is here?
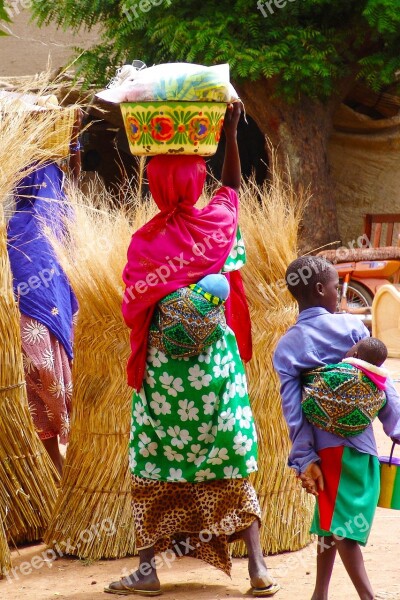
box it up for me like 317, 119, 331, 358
1, 359, 399, 600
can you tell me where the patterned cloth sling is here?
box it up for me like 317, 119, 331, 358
149, 283, 227, 358
301, 363, 386, 438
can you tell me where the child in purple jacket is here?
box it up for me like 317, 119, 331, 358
273, 256, 400, 600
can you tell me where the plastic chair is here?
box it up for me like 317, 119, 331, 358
372, 284, 400, 358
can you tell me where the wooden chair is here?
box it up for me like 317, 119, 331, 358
364, 213, 400, 248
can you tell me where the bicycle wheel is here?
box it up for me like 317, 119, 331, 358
338, 280, 374, 309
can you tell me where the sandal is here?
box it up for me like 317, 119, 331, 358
104, 579, 162, 596
251, 577, 280, 597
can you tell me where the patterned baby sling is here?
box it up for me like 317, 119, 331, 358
149, 284, 226, 358
301, 363, 386, 438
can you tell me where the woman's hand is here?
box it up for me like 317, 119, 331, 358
223, 101, 242, 139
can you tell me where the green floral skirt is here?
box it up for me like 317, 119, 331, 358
129, 327, 258, 482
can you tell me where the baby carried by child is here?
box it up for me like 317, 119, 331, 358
301, 336, 388, 438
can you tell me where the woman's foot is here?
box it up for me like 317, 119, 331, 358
250, 568, 280, 597
105, 571, 161, 596
240, 521, 280, 596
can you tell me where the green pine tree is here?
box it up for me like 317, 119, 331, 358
30, 0, 400, 247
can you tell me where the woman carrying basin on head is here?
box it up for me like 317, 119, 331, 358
105, 103, 279, 597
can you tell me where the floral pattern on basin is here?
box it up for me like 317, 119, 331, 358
121, 102, 226, 156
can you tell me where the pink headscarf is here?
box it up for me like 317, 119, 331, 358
122, 155, 249, 390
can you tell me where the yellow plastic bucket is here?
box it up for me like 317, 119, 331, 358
378, 443, 400, 509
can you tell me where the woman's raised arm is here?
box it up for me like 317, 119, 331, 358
221, 102, 242, 194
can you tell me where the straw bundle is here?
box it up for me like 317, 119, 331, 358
45, 187, 156, 559
232, 175, 314, 555
0, 93, 73, 567
0, 218, 58, 544
0, 510, 10, 579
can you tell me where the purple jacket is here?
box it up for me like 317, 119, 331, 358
273, 307, 400, 474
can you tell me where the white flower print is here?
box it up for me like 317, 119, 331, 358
198, 347, 212, 364
145, 368, 156, 388
222, 380, 236, 405
202, 392, 219, 416
195, 468, 216, 482
159, 373, 184, 397
236, 406, 252, 429
49, 379, 65, 399
133, 401, 147, 425
188, 365, 211, 390
129, 447, 137, 470
215, 338, 227, 351
230, 238, 245, 260
138, 432, 158, 458
235, 259, 245, 269
223, 465, 242, 478
233, 432, 253, 456
22, 353, 34, 374
213, 354, 229, 379
60, 413, 70, 439
147, 347, 168, 368
246, 456, 258, 472
164, 446, 184, 462
150, 391, 171, 416
235, 373, 247, 398
228, 380, 237, 398
224, 351, 235, 374
152, 419, 166, 439
41, 348, 54, 370
45, 404, 55, 422
167, 425, 192, 449
129, 421, 135, 443
64, 381, 73, 401
207, 447, 229, 465
140, 462, 161, 480
187, 444, 208, 467
22, 320, 47, 344
218, 408, 236, 432
198, 421, 217, 444
167, 468, 186, 482
177, 399, 199, 422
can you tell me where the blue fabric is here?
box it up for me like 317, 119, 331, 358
273, 307, 400, 474
7, 163, 78, 360
196, 273, 230, 300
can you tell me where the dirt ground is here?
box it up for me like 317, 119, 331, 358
1, 358, 399, 600
0, 10, 98, 77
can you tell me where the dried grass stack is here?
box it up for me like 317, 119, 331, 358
45, 189, 156, 559
0, 97, 64, 564
0, 513, 10, 579
232, 176, 314, 555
